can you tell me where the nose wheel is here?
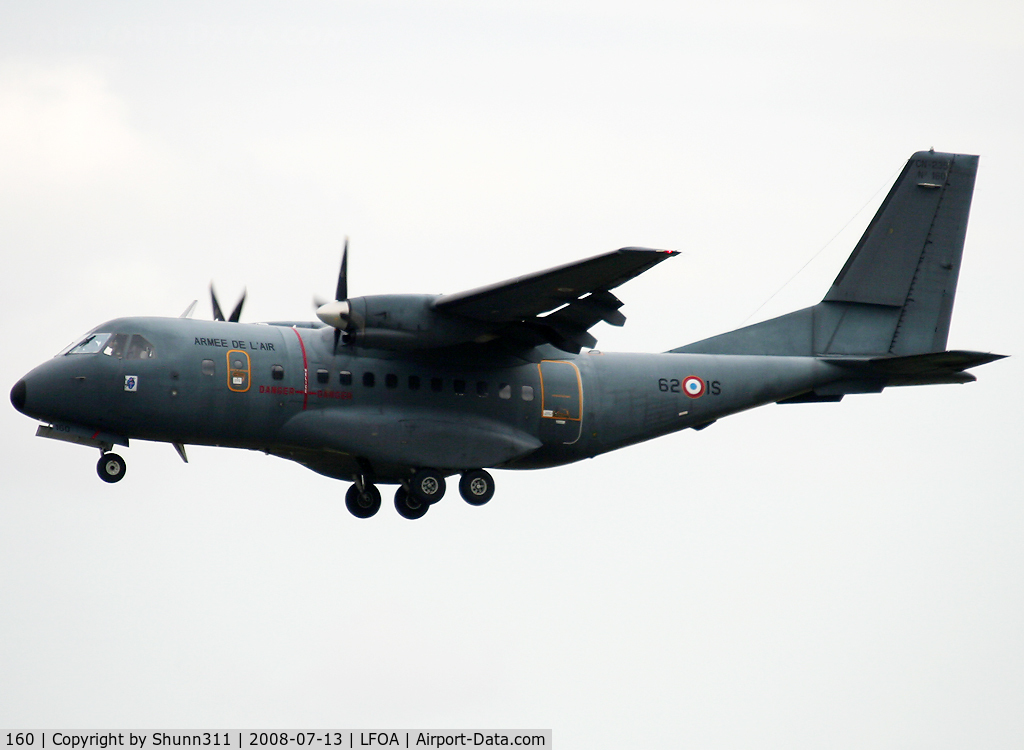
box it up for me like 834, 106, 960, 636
97, 453, 127, 483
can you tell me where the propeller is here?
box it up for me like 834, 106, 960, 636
316, 238, 355, 352
210, 283, 246, 323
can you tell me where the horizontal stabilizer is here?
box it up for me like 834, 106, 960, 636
822, 349, 1006, 386
777, 349, 1004, 405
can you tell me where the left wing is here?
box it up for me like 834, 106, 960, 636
434, 247, 678, 352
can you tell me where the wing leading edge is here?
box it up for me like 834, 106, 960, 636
434, 247, 678, 352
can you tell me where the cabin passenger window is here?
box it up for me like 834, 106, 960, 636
477, 381, 489, 397
201, 359, 215, 376
316, 369, 329, 384
408, 375, 421, 390
431, 377, 443, 392
521, 385, 534, 401
67, 333, 111, 355
102, 334, 129, 358
498, 384, 511, 399
125, 335, 156, 360
271, 365, 284, 380
339, 371, 352, 386
385, 373, 398, 389
363, 372, 375, 387
453, 379, 466, 395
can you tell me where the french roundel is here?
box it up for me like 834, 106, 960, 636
682, 376, 705, 398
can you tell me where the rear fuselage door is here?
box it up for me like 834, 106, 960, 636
538, 360, 583, 445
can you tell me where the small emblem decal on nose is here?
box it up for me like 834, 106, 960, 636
124, 376, 138, 392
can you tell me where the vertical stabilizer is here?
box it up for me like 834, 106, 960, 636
822, 151, 978, 354
674, 150, 979, 358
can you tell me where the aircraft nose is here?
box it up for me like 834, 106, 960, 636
10, 378, 27, 414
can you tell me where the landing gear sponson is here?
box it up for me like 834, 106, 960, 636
345, 468, 496, 519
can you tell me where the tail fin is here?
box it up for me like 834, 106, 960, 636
674, 150, 980, 358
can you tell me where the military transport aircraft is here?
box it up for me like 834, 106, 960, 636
11, 150, 1005, 519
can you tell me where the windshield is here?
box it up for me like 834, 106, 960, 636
66, 333, 112, 355
63, 332, 156, 359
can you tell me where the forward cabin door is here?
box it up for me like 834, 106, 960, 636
538, 360, 583, 445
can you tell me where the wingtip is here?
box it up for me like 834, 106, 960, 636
617, 246, 679, 256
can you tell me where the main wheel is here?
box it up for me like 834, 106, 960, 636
345, 483, 381, 518
97, 453, 126, 483
394, 486, 429, 520
459, 469, 494, 506
410, 468, 446, 504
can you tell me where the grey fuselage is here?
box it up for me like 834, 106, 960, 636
16, 315, 841, 483
12, 151, 999, 493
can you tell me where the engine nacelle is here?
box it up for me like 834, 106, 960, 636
318, 294, 493, 350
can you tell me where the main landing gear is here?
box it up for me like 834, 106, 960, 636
394, 486, 429, 520
345, 480, 382, 519
97, 452, 126, 483
459, 469, 494, 506
343, 468, 497, 520
393, 468, 446, 520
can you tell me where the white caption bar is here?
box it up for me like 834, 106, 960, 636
2, 731, 552, 749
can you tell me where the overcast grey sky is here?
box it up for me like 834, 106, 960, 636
2, 2, 1023, 747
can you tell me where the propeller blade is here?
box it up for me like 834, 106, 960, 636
210, 283, 226, 321
333, 327, 341, 354
335, 238, 348, 302
228, 288, 247, 323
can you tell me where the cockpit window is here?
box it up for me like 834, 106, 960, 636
67, 333, 111, 355
102, 334, 129, 358
125, 335, 156, 360
66, 332, 156, 358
